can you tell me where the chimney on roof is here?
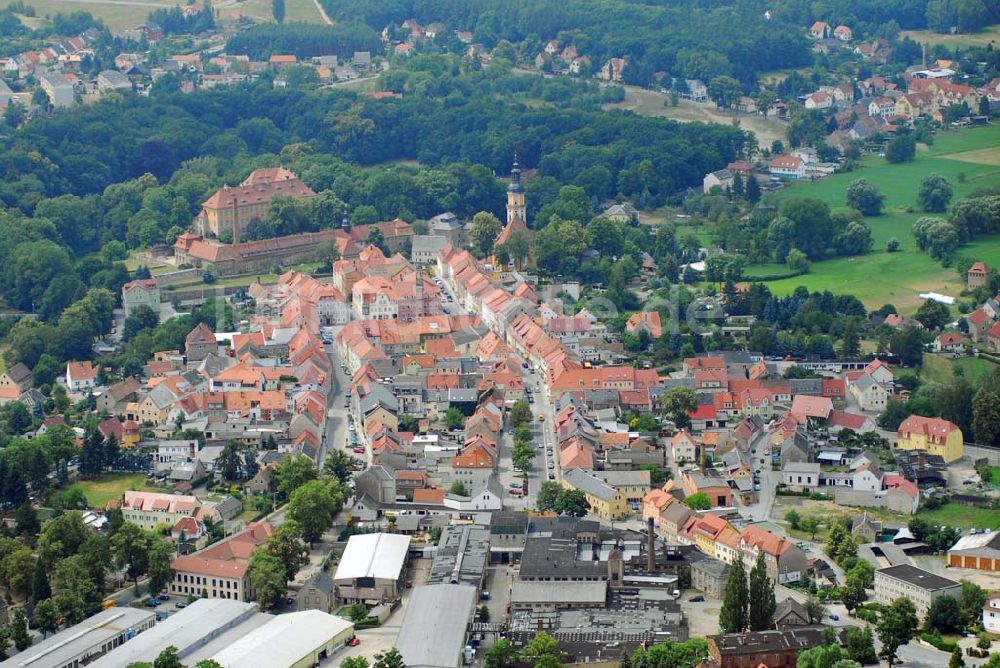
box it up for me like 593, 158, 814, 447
700, 443, 706, 475
647, 516, 656, 572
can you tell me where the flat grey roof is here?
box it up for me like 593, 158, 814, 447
511, 580, 607, 605
876, 563, 960, 591
1, 608, 155, 668
207, 610, 353, 667
396, 584, 476, 668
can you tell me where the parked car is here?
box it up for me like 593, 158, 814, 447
157, 594, 170, 601
689, 595, 705, 602
348, 638, 360, 647
353, 447, 365, 454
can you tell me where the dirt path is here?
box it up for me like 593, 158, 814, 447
311, 0, 332, 24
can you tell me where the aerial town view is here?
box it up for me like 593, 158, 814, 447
0, 0, 999, 666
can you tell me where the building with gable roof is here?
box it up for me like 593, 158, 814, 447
896, 415, 963, 462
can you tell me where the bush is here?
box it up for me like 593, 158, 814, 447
920, 632, 958, 652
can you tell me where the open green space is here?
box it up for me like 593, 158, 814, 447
20, 0, 324, 32
920, 353, 997, 384
70, 473, 162, 508
917, 502, 1000, 530
758, 125, 1000, 311
901, 24, 1000, 49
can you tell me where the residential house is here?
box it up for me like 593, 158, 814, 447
116, 490, 202, 531
774, 598, 812, 630
703, 169, 734, 193
0, 363, 32, 406
781, 462, 820, 492
599, 58, 627, 82
849, 374, 889, 412
896, 415, 963, 463
852, 512, 882, 542
809, 21, 830, 39
769, 155, 805, 179
739, 526, 809, 584
562, 468, 630, 520
833, 25, 853, 41
122, 278, 160, 317
934, 332, 967, 353
296, 571, 334, 613
66, 360, 98, 392
868, 96, 896, 119
168, 523, 274, 601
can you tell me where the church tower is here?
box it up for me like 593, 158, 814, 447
506, 157, 527, 227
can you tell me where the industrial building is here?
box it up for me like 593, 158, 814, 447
91, 599, 354, 668
396, 584, 478, 668
427, 524, 489, 588
333, 532, 411, 603
0, 607, 155, 668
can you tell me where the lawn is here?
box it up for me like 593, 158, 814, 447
20, 0, 324, 32
901, 24, 1000, 49
917, 502, 1000, 530
71, 473, 161, 508
758, 125, 1000, 311
920, 353, 997, 384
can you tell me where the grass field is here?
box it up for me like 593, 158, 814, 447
920, 353, 998, 383
917, 502, 1000, 530
901, 24, 1000, 49
605, 86, 788, 148
19, 0, 325, 32
758, 125, 1000, 311
71, 473, 161, 508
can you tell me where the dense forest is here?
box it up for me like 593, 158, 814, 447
224, 22, 383, 60
321, 0, 811, 86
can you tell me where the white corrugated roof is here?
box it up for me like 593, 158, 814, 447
210, 610, 353, 667
949, 530, 1000, 552
333, 533, 411, 582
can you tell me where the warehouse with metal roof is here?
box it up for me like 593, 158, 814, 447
0, 607, 155, 668
333, 532, 411, 602
397, 584, 477, 668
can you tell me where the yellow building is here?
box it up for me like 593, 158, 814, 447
896, 415, 963, 463
562, 469, 630, 521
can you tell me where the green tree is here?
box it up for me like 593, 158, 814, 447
31, 556, 51, 603
509, 400, 532, 428
341, 659, 371, 668
110, 523, 150, 586
340, 656, 371, 668
288, 478, 344, 545
484, 638, 517, 668
959, 580, 987, 628
915, 299, 950, 330
748, 553, 775, 631
845, 626, 878, 664
973, 390, 1000, 446
217, 440, 244, 481
537, 482, 561, 511
271, 0, 285, 22
949, 646, 965, 668
248, 548, 285, 610
660, 386, 697, 429
708, 75, 742, 112
373, 648, 406, 668
147, 536, 174, 595
445, 407, 465, 430
521, 632, 565, 668
153, 645, 184, 668
469, 211, 503, 256
719, 555, 749, 633
785, 510, 802, 530
800, 516, 821, 540
554, 489, 590, 517
839, 320, 861, 359
925, 594, 961, 633
630, 638, 708, 668
323, 449, 355, 484
33, 598, 59, 638
847, 179, 886, 216
886, 134, 916, 163
449, 480, 468, 496
918, 173, 954, 213
275, 455, 318, 498
878, 597, 918, 668
10, 608, 30, 651
684, 492, 711, 510
841, 573, 866, 614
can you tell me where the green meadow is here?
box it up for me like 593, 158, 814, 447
758, 125, 1000, 312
